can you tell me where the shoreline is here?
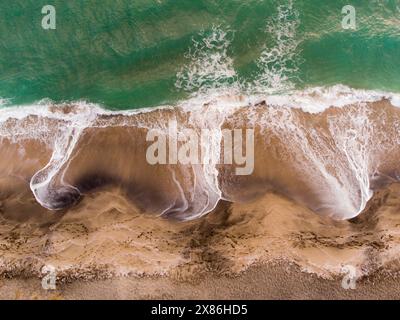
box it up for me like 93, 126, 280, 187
1, 98, 400, 298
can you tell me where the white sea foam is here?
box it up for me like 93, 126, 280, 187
0, 86, 398, 138
175, 25, 238, 93
174, 1, 301, 98
250, 0, 301, 94
263, 85, 400, 113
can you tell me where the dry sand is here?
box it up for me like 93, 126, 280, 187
0, 262, 399, 300
0, 184, 400, 299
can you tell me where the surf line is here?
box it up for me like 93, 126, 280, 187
145, 119, 255, 175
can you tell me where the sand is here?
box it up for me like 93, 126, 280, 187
1, 262, 399, 300
2, 183, 400, 300
2, 100, 400, 299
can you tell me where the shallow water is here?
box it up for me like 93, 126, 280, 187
0, 0, 399, 108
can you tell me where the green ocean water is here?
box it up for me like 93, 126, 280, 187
0, 0, 399, 110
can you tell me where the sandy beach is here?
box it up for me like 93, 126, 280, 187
2, 179, 400, 300
2, 100, 400, 299
1, 262, 400, 300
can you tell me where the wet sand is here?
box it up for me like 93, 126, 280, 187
2, 98, 400, 299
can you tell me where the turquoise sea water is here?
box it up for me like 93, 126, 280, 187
0, 0, 399, 109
